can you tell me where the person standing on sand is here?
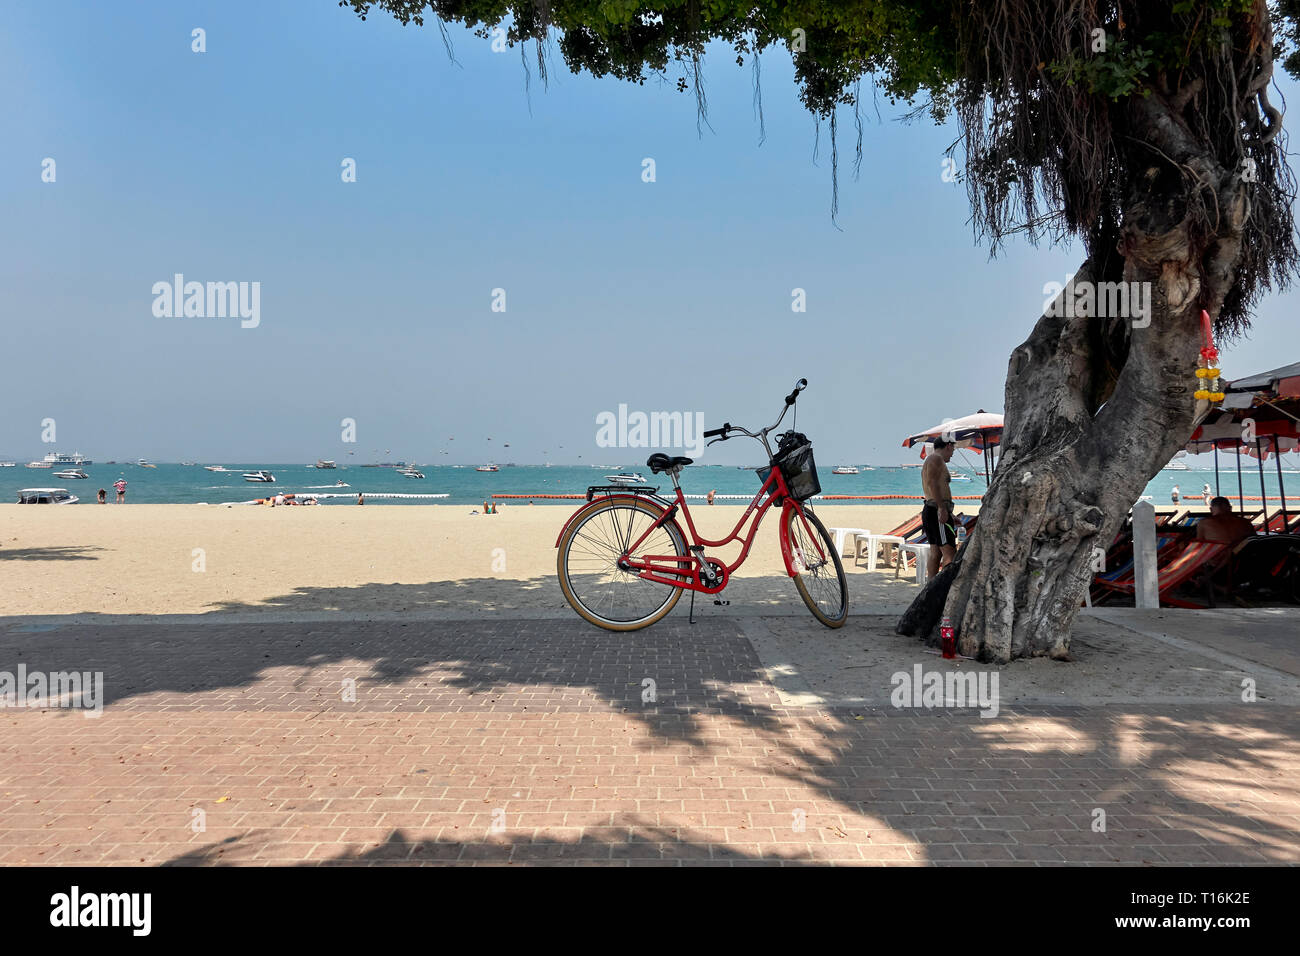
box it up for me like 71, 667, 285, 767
921, 439, 958, 579
113, 478, 127, 503
1171, 484, 1181, 504
357, 493, 364, 505
1202, 483, 1213, 506
707, 489, 716, 505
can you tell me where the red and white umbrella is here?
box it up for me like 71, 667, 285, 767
902, 410, 1004, 482
902, 411, 1004, 451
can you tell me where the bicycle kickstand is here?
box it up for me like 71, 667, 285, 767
688, 588, 696, 625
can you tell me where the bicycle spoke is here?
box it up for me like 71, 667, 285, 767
561, 501, 686, 626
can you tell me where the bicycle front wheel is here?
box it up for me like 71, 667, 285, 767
784, 505, 848, 628
557, 497, 689, 631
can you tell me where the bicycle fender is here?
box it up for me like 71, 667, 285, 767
554, 494, 678, 548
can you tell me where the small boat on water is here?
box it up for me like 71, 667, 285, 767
243, 470, 276, 483
45, 451, 93, 466
315, 460, 337, 469
401, 468, 425, 479
949, 472, 973, 482
604, 473, 646, 484
137, 459, 156, 468
26, 461, 52, 469
831, 466, 859, 475
53, 468, 89, 480
204, 465, 231, 472
0, 461, 15, 468
18, 488, 79, 504
476, 464, 499, 472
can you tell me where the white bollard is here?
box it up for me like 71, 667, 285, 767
1131, 500, 1159, 608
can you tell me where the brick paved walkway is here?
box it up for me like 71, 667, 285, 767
1, 617, 1297, 865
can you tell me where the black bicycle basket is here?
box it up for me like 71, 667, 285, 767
758, 431, 821, 501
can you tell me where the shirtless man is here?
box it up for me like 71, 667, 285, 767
921, 439, 958, 578
1196, 497, 1255, 546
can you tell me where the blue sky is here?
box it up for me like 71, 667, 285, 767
2, 0, 1297, 466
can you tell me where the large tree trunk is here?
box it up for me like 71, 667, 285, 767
902, 93, 1250, 664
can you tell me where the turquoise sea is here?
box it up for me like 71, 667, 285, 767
4, 460, 1299, 508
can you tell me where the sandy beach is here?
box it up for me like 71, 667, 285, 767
0, 503, 972, 617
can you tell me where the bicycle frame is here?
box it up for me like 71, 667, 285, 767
612, 466, 829, 594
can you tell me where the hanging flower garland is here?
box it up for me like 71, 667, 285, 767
1194, 309, 1225, 408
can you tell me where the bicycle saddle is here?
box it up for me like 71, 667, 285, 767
646, 453, 693, 474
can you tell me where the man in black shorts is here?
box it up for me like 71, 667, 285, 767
920, 439, 958, 579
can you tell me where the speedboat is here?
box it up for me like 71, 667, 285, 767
949, 472, 973, 482
18, 488, 79, 504
0, 461, 15, 468
243, 470, 276, 483
476, 464, 499, 472
401, 468, 425, 479
204, 465, 230, 472
26, 461, 52, 469
831, 466, 859, 475
137, 459, 157, 468
604, 473, 646, 484
53, 468, 89, 480
315, 460, 337, 469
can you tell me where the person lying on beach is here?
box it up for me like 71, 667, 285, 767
921, 439, 958, 579
1196, 497, 1255, 546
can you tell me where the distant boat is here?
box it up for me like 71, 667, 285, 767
17, 487, 79, 504
604, 473, 646, 484
45, 451, 93, 466
1162, 459, 1190, 471
401, 468, 425, 479
243, 470, 276, 483
831, 466, 859, 475
53, 468, 89, 480
0, 461, 15, 468
26, 461, 53, 469
204, 465, 230, 472
949, 472, 972, 482
137, 459, 156, 468
476, 464, 499, 472
315, 460, 337, 469
180, 461, 195, 466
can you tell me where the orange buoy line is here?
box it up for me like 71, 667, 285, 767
492, 493, 586, 499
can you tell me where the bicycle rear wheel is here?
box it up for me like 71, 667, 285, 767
784, 505, 848, 628
557, 497, 689, 631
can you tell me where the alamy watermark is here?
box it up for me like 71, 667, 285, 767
151, 274, 260, 328
0, 664, 103, 716
890, 664, 999, 718
595, 405, 706, 458
1042, 274, 1151, 328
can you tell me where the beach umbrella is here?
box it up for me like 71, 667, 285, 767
902, 410, 1004, 481
1186, 362, 1300, 531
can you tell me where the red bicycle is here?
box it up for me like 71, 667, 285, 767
556, 379, 848, 630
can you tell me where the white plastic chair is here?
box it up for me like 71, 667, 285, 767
828, 526, 873, 559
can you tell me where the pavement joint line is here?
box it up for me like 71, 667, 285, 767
735, 617, 825, 707
0, 605, 913, 629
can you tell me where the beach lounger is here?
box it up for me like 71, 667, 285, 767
1093, 539, 1231, 608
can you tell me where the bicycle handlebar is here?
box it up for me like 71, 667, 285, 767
704, 379, 807, 452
